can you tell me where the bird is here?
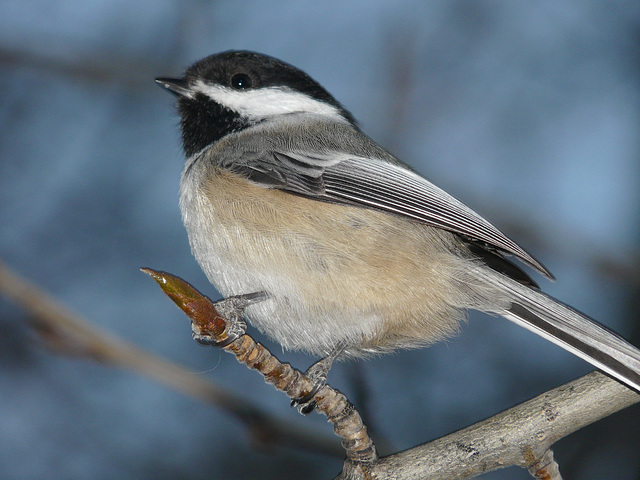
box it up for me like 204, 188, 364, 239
155, 50, 640, 404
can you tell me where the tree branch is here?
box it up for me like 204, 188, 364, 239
355, 371, 638, 479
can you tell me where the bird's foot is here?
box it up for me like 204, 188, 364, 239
292, 342, 347, 414
192, 291, 267, 347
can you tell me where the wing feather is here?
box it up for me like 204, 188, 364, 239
230, 144, 553, 279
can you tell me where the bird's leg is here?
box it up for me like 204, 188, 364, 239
192, 291, 267, 347
293, 341, 347, 414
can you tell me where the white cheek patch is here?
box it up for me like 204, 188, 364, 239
193, 80, 344, 121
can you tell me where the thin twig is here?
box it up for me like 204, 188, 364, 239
143, 268, 378, 466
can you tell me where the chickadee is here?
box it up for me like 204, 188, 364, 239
156, 50, 640, 396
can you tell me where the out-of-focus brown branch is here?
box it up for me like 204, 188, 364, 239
0, 259, 341, 457
0, 46, 161, 88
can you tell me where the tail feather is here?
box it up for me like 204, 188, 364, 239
479, 270, 640, 392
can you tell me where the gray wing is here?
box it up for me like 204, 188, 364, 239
232, 148, 553, 279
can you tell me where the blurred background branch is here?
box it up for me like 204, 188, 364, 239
0, 259, 342, 458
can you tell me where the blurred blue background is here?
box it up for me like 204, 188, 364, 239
1, 1, 639, 479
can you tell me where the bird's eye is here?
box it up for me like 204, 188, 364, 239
231, 73, 252, 89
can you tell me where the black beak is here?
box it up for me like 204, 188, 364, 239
155, 77, 192, 98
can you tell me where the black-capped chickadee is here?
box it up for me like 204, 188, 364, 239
156, 50, 640, 396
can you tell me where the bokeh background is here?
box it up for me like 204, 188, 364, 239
1, 1, 639, 479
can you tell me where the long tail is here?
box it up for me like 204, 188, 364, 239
478, 270, 640, 392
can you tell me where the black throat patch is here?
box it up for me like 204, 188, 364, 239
178, 93, 250, 157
